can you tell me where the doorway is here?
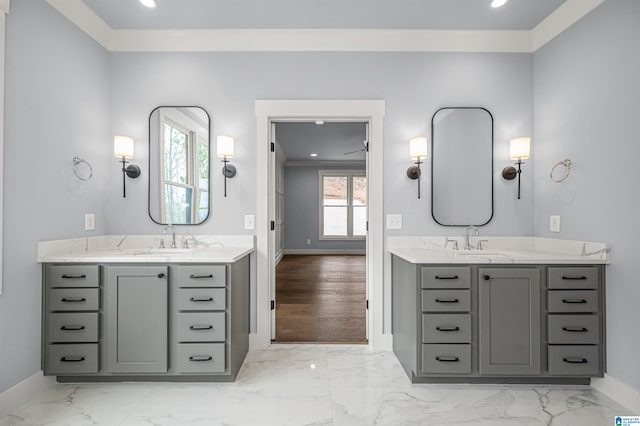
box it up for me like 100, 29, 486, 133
254, 99, 387, 351
272, 121, 368, 343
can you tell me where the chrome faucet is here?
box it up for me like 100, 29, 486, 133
464, 225, 479, 250
163, 224, 177, 249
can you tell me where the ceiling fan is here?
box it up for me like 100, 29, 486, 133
343, 140, 368, 155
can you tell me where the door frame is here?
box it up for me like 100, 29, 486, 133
253, 100, 389, 350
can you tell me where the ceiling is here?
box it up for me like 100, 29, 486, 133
275, 122, 367, 163
82, 0, 567, 31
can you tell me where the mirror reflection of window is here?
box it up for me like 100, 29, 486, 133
149, 107, 210, 225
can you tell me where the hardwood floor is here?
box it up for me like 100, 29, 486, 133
274, 254, 367, 343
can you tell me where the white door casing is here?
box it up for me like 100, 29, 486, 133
253, 100, 390, 351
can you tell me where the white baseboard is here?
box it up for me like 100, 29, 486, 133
283, 249, 366, 255
592, 374, 640, 413
275, 250, 284, 266
0, 371, 55, 419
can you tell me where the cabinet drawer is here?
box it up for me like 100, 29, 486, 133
548, 345, 600, 376
421, 344, 471, 375
421, 290, 471, 312
548, 290, 598, 313
548, 315, 599, 344
48, 313, 98, 343
177, 265, 226, 288
421, 267, 471, 289
548, 267, 598, 290
177, 312, 226, 342
422, 314, 471, 344
47, 343, 99, 374
49, 265, 99, 288
176, 288, 226, 311
49, 289, 99, 311
176, 343, 226, 373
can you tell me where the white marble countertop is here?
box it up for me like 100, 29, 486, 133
37, 235, 254, 264
388, 236, 610, 264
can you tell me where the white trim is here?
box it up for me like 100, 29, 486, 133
0, 0, 9, 15
592, 374, 640, 414
0, 372, 55, 419
532, 0, 607, 51
46, 0, 112, 48
283, 249, 366, 255
255, 100, 387, 351
285, 161, 366, 167
45, 0, 604, 53
0, 11, 5, 295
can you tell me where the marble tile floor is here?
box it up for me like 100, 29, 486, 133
0, 345, 632, 426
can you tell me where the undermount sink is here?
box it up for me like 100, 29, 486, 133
127, 248, 196, 255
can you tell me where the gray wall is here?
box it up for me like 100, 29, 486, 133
533, 0, 640, 390
1, 1, 110, 393
283, 166, 366, 251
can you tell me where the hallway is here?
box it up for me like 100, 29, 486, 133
274, 255, 367, 343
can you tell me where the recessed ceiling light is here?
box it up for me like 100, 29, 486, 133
315, 120, 324, 125
310, 153, 318, 157
491, 0, 508, 8
139, 0, 158, 9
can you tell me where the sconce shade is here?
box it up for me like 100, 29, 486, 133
509, 137, 531, 160
114, 135, 135, 158
217, 135, 234, 158
409, 137, 428, 161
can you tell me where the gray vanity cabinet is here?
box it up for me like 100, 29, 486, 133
478, 268, 541, 375
105, 266, 168, 373
42, 255, 250, 382
391, 256, 605, 384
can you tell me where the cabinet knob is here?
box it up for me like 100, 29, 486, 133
483, 274, 490, 281
157, 273, 165, 279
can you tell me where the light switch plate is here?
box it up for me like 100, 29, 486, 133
550, 215, 560, 233
84, 213, 95, 231
386, 214, 402, 230
244, 215, 255, 230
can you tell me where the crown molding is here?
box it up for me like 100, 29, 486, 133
532, 0, 607, 51
0, 0, 10, 15
46, 0, 604, 53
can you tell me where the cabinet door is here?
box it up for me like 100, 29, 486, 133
106, 266, 168, 373
479, 268, 541, 375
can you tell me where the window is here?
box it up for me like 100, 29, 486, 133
160, 113, 209, 224
320, 170, 367, 239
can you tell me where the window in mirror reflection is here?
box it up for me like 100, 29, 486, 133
149, 107, 210, 225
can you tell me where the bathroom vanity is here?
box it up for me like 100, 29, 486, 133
389, 237, 609, 384
38, 235, 253, 382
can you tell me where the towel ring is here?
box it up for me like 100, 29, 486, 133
72, 157, 93, 181
550, 159, 571, 183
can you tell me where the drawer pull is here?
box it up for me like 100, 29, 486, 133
60, 356, 85, 363
189, 355, 213, 362
562, 357, 588, 364
189, 325, 214, 331
562, 299, 587, 304
436, 326, 460, 332
189, 274, 214, 279
190, 297, 214, 302
562, 327, 588, 333
61, 274, 87, 279
60, 325, 85, 331
157, 273, 165, 279
562, 276, 587, 280
435, 356, 460, 363
435, 298, 459, 304
483, 275, 490, 281
60, 297, 86, 303
435, 275, 459, 280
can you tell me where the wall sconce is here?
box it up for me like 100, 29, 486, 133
114, 135, 141, 198
502, 137, 531, 200
407, 136, 428, 199
217, 135, 236, 197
